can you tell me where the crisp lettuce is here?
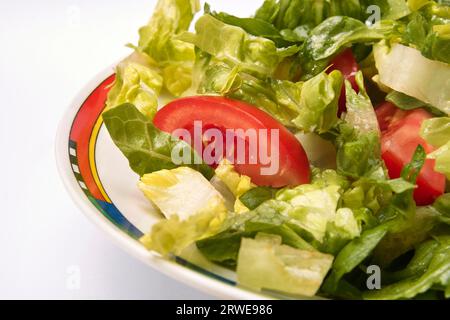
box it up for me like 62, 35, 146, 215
180, 14, 299, 78
323, 223, 390, 293
364, 236, 450, 300
373, 206, 440, 266
106, 0, 199, 113
137, 0, 200, 96
105, 53, 163, 119
277, 184, 342, 242
421, 117, 450, 179
335, 123, 382, 178
237, 233, 334, 296
140, 203, 228, 256
139, 167, 228, 255
292, 70, 343, 133
276, 180, 362, 245
196, 200, 314, 267
139, 167, 225, 220
402, 2, 450, 64
374, 42, 450, 114
343, 71, 380, 134
239, 187, 279, 210
300, 16, 393, 79
215, 161, 255, 213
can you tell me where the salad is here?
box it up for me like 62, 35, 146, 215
101, 0, 450, 299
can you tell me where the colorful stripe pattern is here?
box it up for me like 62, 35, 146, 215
68, 75, 142, 239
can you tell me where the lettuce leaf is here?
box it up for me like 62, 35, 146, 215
276, 179, 363, 246
140, 201, 228, 256
102, 103, 214, 179
292, 70, 343, 133
215, 161, 255, 213
335, 123, 382, 179
180, 14, 299, 78
105, 53, 163, 119
364, 236, 450, 300
239, 187, 279, 210
300, 16, 392, 79
402, 2, 450, 64
206, 4, 289, 47
196, 200, 314, 267
137, 0, 200, 96
237, 233, 334, 297
343, 71, 380, 133
421, 117, 450, 179
139, 167, 225, 220
322, 223, 390, 293
374, 42, 450, 114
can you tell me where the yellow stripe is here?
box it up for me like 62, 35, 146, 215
89, 116, 112, 203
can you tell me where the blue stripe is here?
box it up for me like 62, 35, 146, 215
96, 200, 144, 239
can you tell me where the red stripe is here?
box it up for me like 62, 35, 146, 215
70, 74, 116, 201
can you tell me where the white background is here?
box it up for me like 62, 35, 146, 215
0, 0, 260, 299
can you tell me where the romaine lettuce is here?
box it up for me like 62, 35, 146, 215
215, 161, 255, 213
180, 14, 299, 78
237, 233, 334, 296
374, 42, 450, 114
105, 53, 163, 119
139, 167, 225, 221
364, 236, 450, 300
421, 117, 450, 179
292, 70, 343, 133
137, 0, 200, 96
196, 200, 314, 267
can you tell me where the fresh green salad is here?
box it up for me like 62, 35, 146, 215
102, 0, 450, 299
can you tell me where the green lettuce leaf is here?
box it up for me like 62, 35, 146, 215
180, 14, 299, 77
215, 161, 255, 213
300, 16, 392, 79
322, 223, 390, 293
239, 187, 279, 210
102, 103, 214, 179
385, 90, 447, 116
138, 167, 225, 221
136, 0, 200, 96
206, 4, 289, 47
364, 236, 450, 300
140, 201, 228, 256
292, 70, 343, 133
237, 233, 334, 297
374, 42, 450, 114
105, 53, 163, 119
373, 206, 440, 266
276, 179, 362, 245
361, 0, 411, 20
196, 200, 314, 267
335, 123, 382, 178
421, 117, 450, 179
343, 71, 380, 133
402, 2, 450, 64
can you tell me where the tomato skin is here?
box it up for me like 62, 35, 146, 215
328, 49, 359, 116
153, 96, 311, 187
376, 105, 445, 205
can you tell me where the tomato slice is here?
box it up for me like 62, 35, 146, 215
328, 49, 359, 116
376, 104, 445, 205
153, 96, 311, 187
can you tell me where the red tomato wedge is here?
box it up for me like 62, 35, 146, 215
153, 96, 311, 187
328, 49, 359, 116
376, 102, 445, 205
